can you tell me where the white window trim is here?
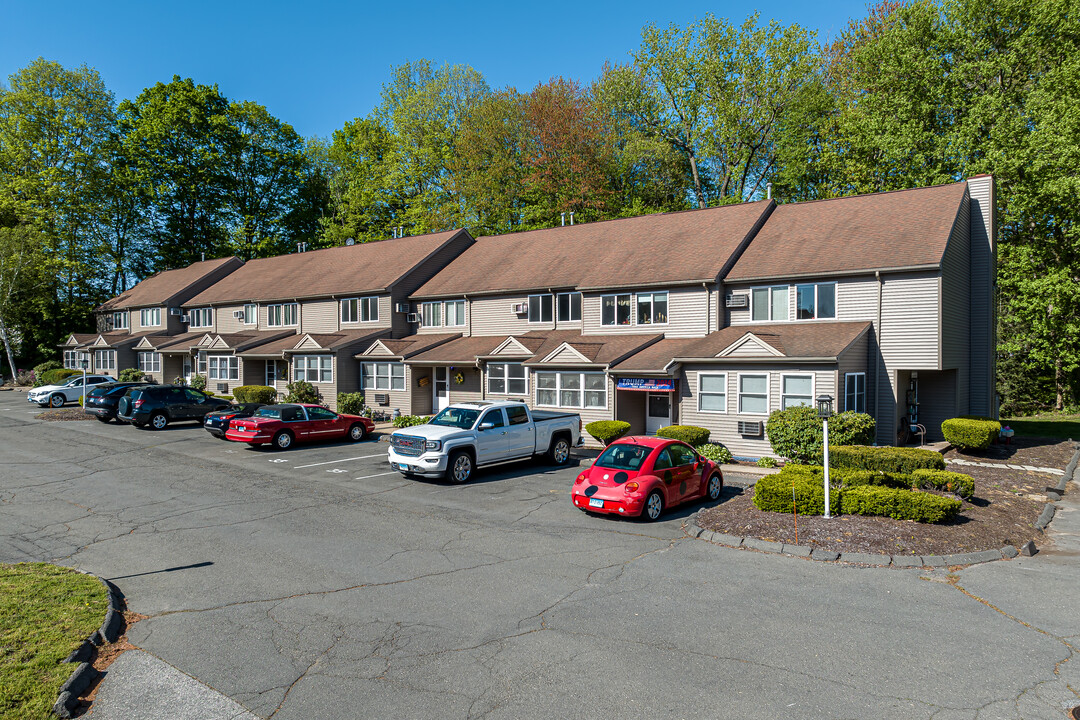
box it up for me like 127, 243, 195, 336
737, 372, 771, 416
697, 372, 728, 414
780, 372, 815, 411
140, 308, 161, 327
243, 304, 257, 325
794, 282, 838, 322
64, 350, 78, 369
749, 285, 789, 323
138, 352, 161, 374
600, 293, 633, 327
207, 355, 239, 381
265, 360, 278, 386
636, 291, 669, 326
294, 355, 333, 384
267, 303, 299, 327
556, 292, 581, 323
527, 294, 553, 324
112, 311, 128, 330
341, 298, 358, 324
444, 299, 466, 327
361, 361, 405, 391
341, 296, 380, 324
189, 307, 214, 329
535, 371, 607, 409
486, 363, 528, 396
845, 372, 867, 413
94, 349, 116, 371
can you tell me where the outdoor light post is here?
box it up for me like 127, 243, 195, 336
79, 352, 90, 403
817, 394, 834, 519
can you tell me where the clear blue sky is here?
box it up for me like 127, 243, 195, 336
2, 0, 869, 140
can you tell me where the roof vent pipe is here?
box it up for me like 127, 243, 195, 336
201, 252, 205, 262
766, 182, 772, 200
560, 212, 565, 227
398, 226, 404, 238
569, 211, 575, 226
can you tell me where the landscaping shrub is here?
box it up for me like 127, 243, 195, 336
40, 369, 78, 386
233, 385, 277, 404
840, 485, 961, 523
910, 468, 975, 500
696, 443, 734, 464
189, 374, 207, 391
756, 456, 778, 468
941, 417, 1001, 451
829, 445, 945, 473
753, 471, 841, 515
393, 414, 430, 428
655, 425, 710, 446
15, 369, 35, 386
172, 376, 187, 386
33, 359, 63, 377
586, 420, 631, 445
838, 469, 913, 490
337, 392, 365, 415
284, 380, 320, 404
118, 368, 145, 382
765, 406, 876, 464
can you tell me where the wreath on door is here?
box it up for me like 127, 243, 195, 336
453, 371, 465, 384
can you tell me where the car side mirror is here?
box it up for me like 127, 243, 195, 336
478, 422, 494, 431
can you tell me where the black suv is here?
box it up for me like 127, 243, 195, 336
117, 385, 230, 430
83, 382, 155, 423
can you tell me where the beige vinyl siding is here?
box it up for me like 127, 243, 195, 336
878, 274, 940, 370
141, 354, 183, 385
394, 230, 475, 336
131, 306, 169, 334
967, 177, 995, 417
414, 297, 473, 335
204, 355, 246, 398
468, 295, 537, 336
529, 371, 613, 447
940, 193, 971, 417
837, 330, 870, 413
214, 305, 249, 334
725, 337, 781, 357
581, 286, 708, 338
545, 346, 588, 363
301, 300, 337, 333
910, 369, 957, 442
449, 369, 483, 405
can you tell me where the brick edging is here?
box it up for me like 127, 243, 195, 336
53, 575, 124, 718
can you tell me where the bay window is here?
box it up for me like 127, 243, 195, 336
294, 355, 332, 383
487, 363, 526, 395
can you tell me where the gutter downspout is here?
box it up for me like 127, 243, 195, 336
875, 270, 884, 442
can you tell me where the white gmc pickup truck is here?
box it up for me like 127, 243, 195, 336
387, 401, 583, 483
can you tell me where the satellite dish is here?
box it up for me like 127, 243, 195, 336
345, 237, 355, 246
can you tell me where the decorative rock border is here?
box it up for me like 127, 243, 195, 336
688, 442, 1079, 568
53, 575, 124, 719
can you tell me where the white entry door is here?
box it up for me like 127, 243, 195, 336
182, 356, 192, 382
646, 392, 671, 435
433, 367, 450, 412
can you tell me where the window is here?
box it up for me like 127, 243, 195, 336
668, 443, 697, 467
421, 302, 442, 327
361, 362, 405, 391
636, 292, 668, 325
536, 372, 606, 409
189, 307, 213, 328
207, 355, 239, 381
506, 406, 529, 425
341, 297, 378, 323
480, 409, 506, 428
197, 354, 207, 375
266, 360, 279, 385
557, 293, 581, 322
308, 406, 337, 420
64, 350, 78, 369
445, 300, 465, 327
94, 350, 116, 371
488, 363, 527, 395
138, 352, 161, 373
781, 374, 814, 410
140, 308, 161, 327
294, 355, 332, 383
184, 388, 208, 402
112, 312, 128, 330
845, 372, 866, 413
267, 303, 298, 327
653, 448, 673, 471
601, 294, 632, 326
243, 304, 257, 325
528, 294, 553, 323
795, 282, 836, 320
751, 286, 788, 322
698, 373, 727, 413
738, 373, 769, 414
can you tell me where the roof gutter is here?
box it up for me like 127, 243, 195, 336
727, 263, 941, 284
669, 356, 837, 365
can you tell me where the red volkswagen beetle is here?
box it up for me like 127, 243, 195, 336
225, 403, 374, 450
571, 436, 723, 521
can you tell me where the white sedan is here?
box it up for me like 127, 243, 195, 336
27, 374, 116, 408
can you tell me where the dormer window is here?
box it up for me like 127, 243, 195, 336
796, 282, 836, 320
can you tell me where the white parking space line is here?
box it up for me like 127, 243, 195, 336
294, 454, 384, 469
354, 471, 398, 480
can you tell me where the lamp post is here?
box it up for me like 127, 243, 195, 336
817, 394, 834, 519
79, 352, 90, 405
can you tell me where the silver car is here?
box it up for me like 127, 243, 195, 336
27, 374, 116, 408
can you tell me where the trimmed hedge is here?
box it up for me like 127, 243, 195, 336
756, 456, 778, 468
941, 417, 1001, 451
337, 392, 365, 416
840, 485, 961, 523
233, 385, 277, 404
753, 471, 841, 515
118, 368, 145, 382
393, 414, 430, 428
829, 445, 945, 473
586, 420, 631, 445
40, 368, 79, 386
911, 468, 974, 500
696, 443, 734, 464
765, 406, 876, 464
656, 425, 710, 446
32, 360, 63, 385
284, 380, 320, 404
838, 469, 912, 490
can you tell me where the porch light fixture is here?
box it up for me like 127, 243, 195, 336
816, 394, 834, 518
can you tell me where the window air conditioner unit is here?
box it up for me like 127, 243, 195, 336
737, 420, 763, 437
395, 302, 410, 313
406, 312, 421, 323
180, 314, 189, 323
512, 303, 527, 314
232, 310, 245, 319
725, 294, 749, 309
169, 307, 182, 316
217, 383, 228, 393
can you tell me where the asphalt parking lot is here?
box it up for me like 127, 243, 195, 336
2, 391, 1079, 719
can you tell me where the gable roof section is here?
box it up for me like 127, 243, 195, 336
718, 333, 785, 357
522, 331, 664, 367
59, 333, 97, 348
411, 202, 774, 298
97, 256, 243, 311
726, 183, 968, 281
355, 333, 463, 361
185, 230, 473, 306
240, 329, 390, 358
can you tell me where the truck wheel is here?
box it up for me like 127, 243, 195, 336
547, 435, 571, 465
447, 450, 473, 484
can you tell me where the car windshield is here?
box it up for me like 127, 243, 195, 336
254, 408, 282, 419
64, 378, 83, 387
595, 443, 652, 471
428, 407, 480, 429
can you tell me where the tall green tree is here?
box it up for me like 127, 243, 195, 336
0, 225, 51, 380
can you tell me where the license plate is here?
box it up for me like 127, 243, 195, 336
589, 498, 604, 508
205, 420, 213, 426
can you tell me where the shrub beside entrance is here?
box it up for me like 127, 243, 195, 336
765, 406, 875, 464
941, 417, 1001, 451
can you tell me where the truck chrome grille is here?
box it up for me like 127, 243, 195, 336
392, 435, 424, 457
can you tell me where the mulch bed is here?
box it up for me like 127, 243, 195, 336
35, 408, 96, 422
698, 437, 1076, 557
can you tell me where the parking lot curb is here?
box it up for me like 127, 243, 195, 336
53, 573, 124, 718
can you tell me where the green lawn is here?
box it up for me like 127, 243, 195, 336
0, 563, 108, 719
1003, 412, 1080, 440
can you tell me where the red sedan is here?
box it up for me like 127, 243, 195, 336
225, 403, 374, 450
571, 436, 723, 521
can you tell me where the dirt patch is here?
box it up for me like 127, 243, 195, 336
698, 438, 1075, 557
35, 408, 95, 421
75, 610, 148, 714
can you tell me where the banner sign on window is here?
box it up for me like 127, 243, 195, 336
616, 378, 675, 391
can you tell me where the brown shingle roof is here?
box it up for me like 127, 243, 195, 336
521, 331, 664, 366
239, 329, 389, 357
185, 230, 472, 306
407, 334, 543, 364
411, 202, 773, 298
355, 333, 463, 360
97, 256, 243, 311
726, 183, 967, 281
59, 333, 98, 348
